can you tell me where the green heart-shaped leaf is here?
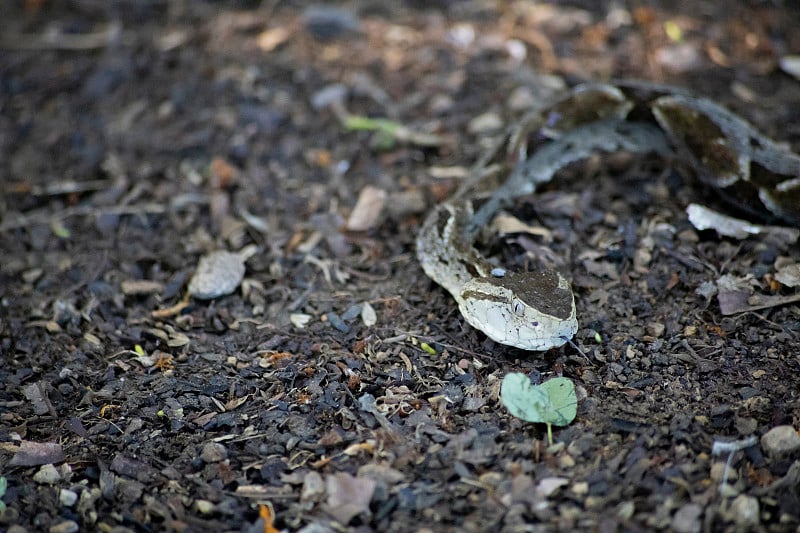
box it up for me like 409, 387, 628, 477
501, 373, 577, 427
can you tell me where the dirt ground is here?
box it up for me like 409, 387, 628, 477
2, 1, 800, 532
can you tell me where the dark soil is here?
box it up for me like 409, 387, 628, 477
2, 1, 800, 532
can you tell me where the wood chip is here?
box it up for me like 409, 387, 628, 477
121, 280, 164, 296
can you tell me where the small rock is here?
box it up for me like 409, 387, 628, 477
655, 43, 702, 73
303, 6, 361, 41
326, 312, 349, 333
290, 313, 312, 329
729, 494, 759, 528
48, 521, 79, 533
710, 461, 737, 483
535, 477, 568, 497
311, 83, 348, 110
360, 302, 377, 327
646, 321, 665, 338
779, 55, 800, 81
558, 453, 576, 469
59, 488, 78, 507
672, 503, 702, 533
467, 112, 504, 134
301, 471, 325, 502
761, 425, 800, 457
571, 481, 588, 496
200, 442, 227, 463
734, 416, 758, 436
775, 262, 800, 288
188, 251, 246, 299
617, 500, 635, 520
341, 304, 362, 321
195, 499, 216, 514
33, 464, 61, 484
508, 86, 536, 111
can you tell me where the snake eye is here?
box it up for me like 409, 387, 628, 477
511, 298, 525, 317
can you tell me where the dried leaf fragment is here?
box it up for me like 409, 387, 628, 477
775, 263, 800, 288
325, 472, 376, 524
346, 185, 387, 232
360, 301, 377, 326
687, 204, 761, 239
10, 440, 65, 467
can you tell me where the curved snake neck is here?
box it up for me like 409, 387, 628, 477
417, 81, 800, 351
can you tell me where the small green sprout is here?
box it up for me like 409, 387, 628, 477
343, 115, 401, 150
500, 373, 578, 445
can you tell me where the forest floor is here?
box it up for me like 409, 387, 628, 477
1, 1, 800, 531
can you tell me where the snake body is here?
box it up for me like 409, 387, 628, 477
417, 81, 800, 351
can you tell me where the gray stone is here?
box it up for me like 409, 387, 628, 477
672, 503, 702, 533
48, 521, 79, 533
729, 494, 759, 528
761, 425, 800, 457
188, 251, 245, 299
200, 442, 228, 463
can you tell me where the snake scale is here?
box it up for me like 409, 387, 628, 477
417, 80, 800, 351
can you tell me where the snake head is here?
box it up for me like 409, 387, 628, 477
458, 270, 578, 351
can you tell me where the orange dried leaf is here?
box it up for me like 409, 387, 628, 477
100, 404, 119, 418
296, 392, 313, 405
258, 503, 280, 533
155, 354, 174, 371
210, 157, 237, 188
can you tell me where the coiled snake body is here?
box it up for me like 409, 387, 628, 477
417, 81, 800, 351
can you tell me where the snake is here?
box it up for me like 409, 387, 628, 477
416, 80, 800, 351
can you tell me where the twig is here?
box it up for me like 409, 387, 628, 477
0, 203, 168, 232
0, 23, 131, 51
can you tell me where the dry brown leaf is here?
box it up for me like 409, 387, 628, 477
346, 185, 387, 232
325, 472, 377, 524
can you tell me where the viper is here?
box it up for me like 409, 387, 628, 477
416, 81, 800, 351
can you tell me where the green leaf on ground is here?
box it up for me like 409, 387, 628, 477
501, 373, 578, 431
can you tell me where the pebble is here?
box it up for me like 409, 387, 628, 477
200, 442, 228, 463
326, 312, 349, 333
341, 304, 361, 321
311, 83, 348, 110
760, 425, 800, 457
672, 503, 702, 533
290, 313, 312, 329
303, 6, 361, 40
709, 461, 737, 483
195, 499, 215, 514
570, 481, 588, 496
729, 494, 759, 528
467, 112, 504, 134
33, 464, 61, 484
558, 453, 576, 469
301, 471, 325, 502
779, 55, 800, 81
188, 251, 245, 299
59, 488, 78, 507
48, 521, 79, 533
